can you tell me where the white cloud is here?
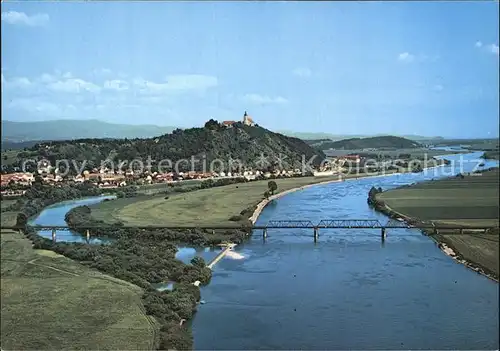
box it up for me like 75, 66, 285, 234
487, 44, 499, 55
3, 71, 220, 121
1, 11, 49, 27
165, 74, 218, 91
104, 79, 129, 91
133, 74, 218, 95
94, 68, 112, 76
9, 76, 33, 89
241, 94, 288, 105
292, 67, 312, 78
397, 52, 438, 64
48, 78, 101, 94
38, 73, 57, 84
7, 99, 77, 117
475, 41, 499, 56
433, 84, 444, 92
398, 52, 415, 63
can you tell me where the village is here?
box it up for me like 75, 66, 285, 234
0, 155, 366, 198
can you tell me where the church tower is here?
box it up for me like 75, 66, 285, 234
243, 111, 255, 126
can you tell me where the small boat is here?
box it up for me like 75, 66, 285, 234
200, 300, 206, 305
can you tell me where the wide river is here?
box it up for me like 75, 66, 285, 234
30, 151, 499, 350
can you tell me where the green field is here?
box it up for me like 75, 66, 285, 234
1, 150, 20, 166
137, 179, 203, 195
1, 209, 158, 350
378, 169, 499, 278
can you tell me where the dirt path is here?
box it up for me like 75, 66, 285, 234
27, 258, 81, 277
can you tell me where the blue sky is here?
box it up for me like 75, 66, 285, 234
2, 1, 499, 138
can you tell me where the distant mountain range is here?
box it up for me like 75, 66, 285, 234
278, 130, 444, 142
2, 118, 444, 150
2, 119, 177, 144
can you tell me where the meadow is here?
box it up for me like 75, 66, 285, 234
377, 169, 499, 278
0, 207, 158, 350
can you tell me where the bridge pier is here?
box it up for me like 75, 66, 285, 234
381, 228, 386, 241
51, 229, 56, 243
263, 228, 267, 239
313, 227, 319, 242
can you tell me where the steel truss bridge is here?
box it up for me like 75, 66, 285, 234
1, 218, 498, 243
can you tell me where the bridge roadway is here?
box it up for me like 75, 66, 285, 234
1, 219, 498, 243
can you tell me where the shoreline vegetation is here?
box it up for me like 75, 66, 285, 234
368, 167, 499, 282
1, 157, 452, 350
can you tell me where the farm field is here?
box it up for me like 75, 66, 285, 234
0, 208, 158, 350
136, 179, 203, 195
0, 199, 17, 212
377, 169, 499, 278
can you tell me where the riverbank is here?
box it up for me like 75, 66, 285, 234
370, 169, 499, 282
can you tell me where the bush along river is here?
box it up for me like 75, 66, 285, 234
191, 151, 499, 350
26, 151, 498, 350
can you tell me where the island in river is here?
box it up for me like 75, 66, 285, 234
373, 168, 499, 280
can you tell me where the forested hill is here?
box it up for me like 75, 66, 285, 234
9, 120, 325, 173
315, 136, 422, 150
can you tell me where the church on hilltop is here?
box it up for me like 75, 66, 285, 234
222, 111, 255, 128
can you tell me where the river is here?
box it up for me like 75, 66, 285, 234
191, 152, 499, 350
29, 151, 498, 349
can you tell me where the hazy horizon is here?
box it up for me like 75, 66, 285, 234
2, 2, 499, 138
